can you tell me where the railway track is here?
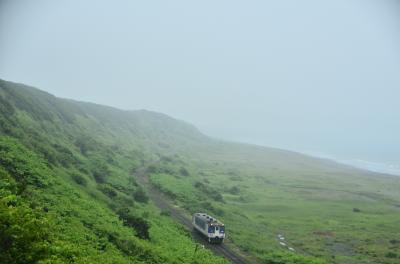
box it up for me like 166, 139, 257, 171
134, 167, 256, 264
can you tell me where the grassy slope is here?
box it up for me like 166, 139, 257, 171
0, 79, 227, 264
1, 79, 399, 264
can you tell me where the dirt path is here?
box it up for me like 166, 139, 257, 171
134, 167, 259, 264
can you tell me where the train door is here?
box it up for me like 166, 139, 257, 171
214, 225, 220, 237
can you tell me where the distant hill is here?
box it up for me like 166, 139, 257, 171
0, 79, 355, 175
0, 79, 364, 173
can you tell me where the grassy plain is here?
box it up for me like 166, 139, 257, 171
149, 144, 400, 264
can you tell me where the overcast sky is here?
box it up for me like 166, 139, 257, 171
1, 0, 400, 164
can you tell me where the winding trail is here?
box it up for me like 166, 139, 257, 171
134, 167, 259, 264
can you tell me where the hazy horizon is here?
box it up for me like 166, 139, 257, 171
1, 0, 400, 169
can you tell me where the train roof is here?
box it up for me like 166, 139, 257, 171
194, 213, 224, 226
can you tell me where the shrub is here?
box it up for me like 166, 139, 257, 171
160, 210, 171, 217
194, 181, 224, 203
385, 252, 397, 258
0, 137, 50, 191
74, 136, 99, 155
133, 187, 149, 203
115, 195, 135, 208
99, 184, 118, 198
160, 156, 173, 163
71, 174, 87, 186
92, 164, 110, 184
117, 208, 150, 240
262, 251, 327, 264
0, 175, 51, 264
211, 193, 224, 203
0, 94, 15, 117
147, 165, 159, 174
179, 167, 190, 176
194, 181, 205, 189
227, 186, 240, 195
0, 201, 50, 263
52, 143, 78, 167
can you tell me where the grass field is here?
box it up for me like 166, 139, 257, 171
149, 146, 400, 264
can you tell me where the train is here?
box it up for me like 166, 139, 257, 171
192, 213, 225, 243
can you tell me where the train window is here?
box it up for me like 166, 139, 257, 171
215, 226, 219, 231
208, 226, 215, 233
220, 226, 225, 233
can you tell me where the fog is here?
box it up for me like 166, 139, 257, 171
1, 0, 400, 171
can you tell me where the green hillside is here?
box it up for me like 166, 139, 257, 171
0, 79, 227, 264
1, 79, 400, 264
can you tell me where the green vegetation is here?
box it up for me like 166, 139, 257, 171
0, 80, 228, 264
148, 148, 400, 264
1, 79, 400, 263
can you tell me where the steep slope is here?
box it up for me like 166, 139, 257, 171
0, 79, 228, 264
1, 79, 399, 264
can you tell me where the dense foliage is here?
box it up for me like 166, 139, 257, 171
0, 80, 228, 264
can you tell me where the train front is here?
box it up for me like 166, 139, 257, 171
207, 222, 225, 243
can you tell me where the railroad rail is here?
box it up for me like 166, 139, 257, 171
134, 167, 256, 264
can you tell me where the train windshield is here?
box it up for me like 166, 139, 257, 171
208, 226, 215, 233
219, 226, 225, 233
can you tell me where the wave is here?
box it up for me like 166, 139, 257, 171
339, 159, 400, 176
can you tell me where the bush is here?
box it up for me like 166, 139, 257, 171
147, 165, 159, 174
227, 186, 240, 195
211, 193, 224, 203
0, 168, 51, 264
117, 208, 150, 240
0, 94, 15, 117
385, 252, 397, 258
115, 195, 135, 208
194, 181, 205, 189
160, 210, 171, 217
74, 136, 98, 155
179, 167, 190, 176
92, 164, 110, 184
52, 143, 78, 167
194, 181, 224, 203
160, 156, 173, 163
262, 251, 327, 264
0, 137, 50, 191
0, 196, 51, 263
71, 174, 87, 186
99, 184, 118, 198
133, 187, 149, 203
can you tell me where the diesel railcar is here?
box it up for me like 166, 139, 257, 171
192, 213, 225, 243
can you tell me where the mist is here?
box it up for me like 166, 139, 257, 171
1, 0, 400, 170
